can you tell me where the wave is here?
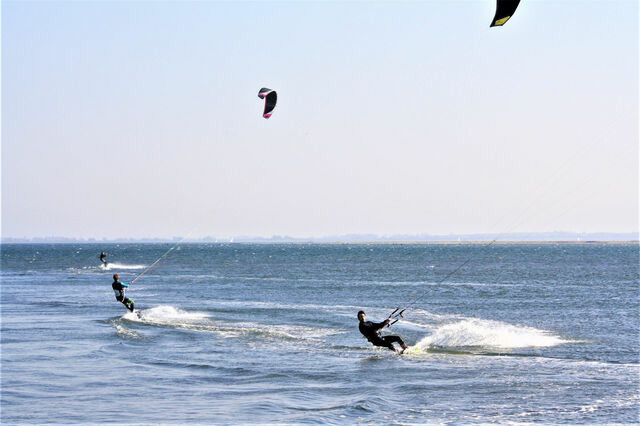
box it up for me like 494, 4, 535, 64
511, 392, 640, 420
413, 318, 569, 350
113, 323, 142, 338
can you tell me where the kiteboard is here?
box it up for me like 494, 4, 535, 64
400, 346, 421, 355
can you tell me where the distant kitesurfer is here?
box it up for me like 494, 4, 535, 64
358, 310, 408, 353
99, 251, 107, 266
112, 274, 134, 312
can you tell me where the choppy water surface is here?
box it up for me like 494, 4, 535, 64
1, 243, 638, 423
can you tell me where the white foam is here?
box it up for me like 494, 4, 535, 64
237, 322, 340, 340
101, 262, 146, 271
123, 305, 209, 323
415, 318, 569, 349
113, 323, 141, 338
121, 305, 338, 342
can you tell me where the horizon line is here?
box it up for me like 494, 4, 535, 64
2, 231, 638, 244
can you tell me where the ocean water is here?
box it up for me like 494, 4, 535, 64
1, 243, 638, 423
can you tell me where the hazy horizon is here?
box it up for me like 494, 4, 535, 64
3, 230, 638, 244
3, 0, 638, 239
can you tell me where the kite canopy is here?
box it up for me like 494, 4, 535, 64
490, 0, 521, 27
258, 88, 277, 119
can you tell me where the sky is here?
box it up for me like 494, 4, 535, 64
2, 0, 638, 239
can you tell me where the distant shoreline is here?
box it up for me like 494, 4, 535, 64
4, 231, 638, 245
327, 240, 639, 245
1, 240, 638, 245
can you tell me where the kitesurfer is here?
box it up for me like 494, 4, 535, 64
358, 310, 408, 353
112, 274, 134, 312
99, 251, 107, 266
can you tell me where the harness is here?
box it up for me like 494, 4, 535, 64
112, 282, 126, 301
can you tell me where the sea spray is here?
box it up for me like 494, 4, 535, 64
415, 318, 569, 349
101, 262, 146, 271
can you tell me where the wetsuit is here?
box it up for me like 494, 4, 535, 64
112, 280, 134, 311
359, 319, 406, 351
100, 252, 107, 265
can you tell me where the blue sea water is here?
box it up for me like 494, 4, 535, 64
1, 243, 638, 423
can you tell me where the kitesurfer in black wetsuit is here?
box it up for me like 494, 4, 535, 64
99, 251, 107, 266
112, 274, 134, 312
358, 310, 408, 353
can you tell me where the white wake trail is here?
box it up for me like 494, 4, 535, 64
101, 262, 146, 271
413, 318, 569, 350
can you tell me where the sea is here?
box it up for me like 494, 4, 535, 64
1, 242, 638, 423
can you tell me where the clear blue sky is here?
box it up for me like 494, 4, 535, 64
2, 0, 638, 239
